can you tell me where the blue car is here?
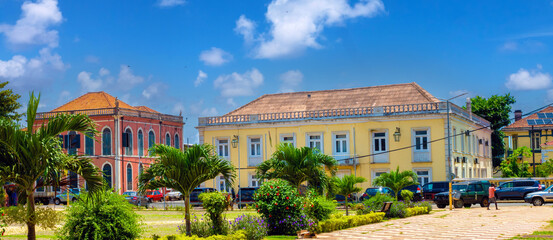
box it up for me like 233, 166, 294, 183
54, 188, 81, 205
359, 187, 394, 201
496, 180, 545, 200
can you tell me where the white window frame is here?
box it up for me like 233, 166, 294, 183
453, 128, 457, 152
372, 168, 390, 185
216, 137, 230, 160
372, 131, 388, 153
306, 133, 324, 153
413, 168, 432, 186
217, 175, 231, 192
247, 136, 263, 167
126, 163, 133, 191
249, 174, 260, 187
332, 132, 350, 156
461, 129, 465, 153
280, 133, 296, 147
412, 128, 430, 152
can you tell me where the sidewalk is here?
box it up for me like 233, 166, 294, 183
317, 206, 553, 239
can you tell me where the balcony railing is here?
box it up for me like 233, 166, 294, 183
36, 107, 183, 123
198, 102, 490, 128
334, 154, 359, 166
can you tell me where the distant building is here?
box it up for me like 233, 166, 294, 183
197, 83, 492, 191
34, 92, 184, 193
504, 108, 553, 166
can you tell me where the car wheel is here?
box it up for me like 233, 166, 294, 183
454, 199, 464, 208
533, 197, 544, 206
437, 204, 446, 209
463, 203, 472, 208
480, 197, 489, 208
54, 198, 61, 205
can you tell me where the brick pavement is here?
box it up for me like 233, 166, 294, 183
317, 206, 553, 240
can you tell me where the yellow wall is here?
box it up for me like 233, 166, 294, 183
450, 118, 493, 179
504, 129, 553, 163
199, 114, 492, 192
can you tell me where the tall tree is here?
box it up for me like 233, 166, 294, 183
373, 167, 419, 200
256, 143, 337, 193
469, 94, 516, 168
138, 144, 235, 236
500, 146, 532, 178
0, 81, 23, 121
0, 93, 103, 240
332, 174, 366, 216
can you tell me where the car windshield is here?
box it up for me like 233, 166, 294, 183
366, 188, 381, 194
124, 192, 137, 196
546, 185, 553, 191
452, 184, 467, 192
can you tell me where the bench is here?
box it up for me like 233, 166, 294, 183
380, 201, 393, 213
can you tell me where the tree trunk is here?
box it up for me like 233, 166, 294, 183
345, 197, 349, 216
185, 194, 191, 236
27, 191, 36, 240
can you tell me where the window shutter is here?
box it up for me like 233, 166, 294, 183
63, 135, 69, 149
122, 132, 129, 147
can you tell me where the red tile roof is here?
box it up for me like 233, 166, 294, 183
225, 82, 439, 116
542, 140, 553, 147
51, 91, 157, 113
504, 106, 553, 131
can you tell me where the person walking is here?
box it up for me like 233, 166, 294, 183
488, 183, 498, 210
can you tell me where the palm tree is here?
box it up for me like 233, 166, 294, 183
0, 93, 103, 240
373, 166, 419, 200
256, 143, 337, 193
138, 144, 235, 236
332, 174, 366, 216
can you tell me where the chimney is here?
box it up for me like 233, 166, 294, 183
466, 98, 472, 118
514, 110, 522, 122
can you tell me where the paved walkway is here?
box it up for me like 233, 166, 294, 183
317, 206, 553, 239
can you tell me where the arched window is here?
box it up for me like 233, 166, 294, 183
103, 164, 112, 188
148, 130, 155, 155
126, 163, 133, 191
166, 133, 171, 146
102, 128, 111, 155
85, 131, 94, 156
138, 130, 144, 157
125, 128, 133, 156
174, 134, 180, 149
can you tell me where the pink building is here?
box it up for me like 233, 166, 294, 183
34, 92, 184, 193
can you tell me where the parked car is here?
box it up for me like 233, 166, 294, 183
524, 185, 553, 206
334, 194, 355, 204
54, 188, 81, 205
166, 191, 183, 201
398, 184, 423, 202
423, 181, 449, 200
123, 191, 150, 206
359, 187, 394, 201
496, 180, 545, 200
146, 190, 164, 202
433, 181, 490, 209
190, 187, 216, 206
237, 187, 258, 209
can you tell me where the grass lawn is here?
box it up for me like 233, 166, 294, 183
264, 235, 297, 240
512, 220, 553, 239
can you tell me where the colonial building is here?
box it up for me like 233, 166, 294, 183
34, 92, 184, 194
197, 83, 492, 191
504, 108, 553, 166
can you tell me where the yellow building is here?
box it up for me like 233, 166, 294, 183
196, 83, 492, 191
503, 107, 553, 168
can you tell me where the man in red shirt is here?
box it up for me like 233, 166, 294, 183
488, 183, 499, 210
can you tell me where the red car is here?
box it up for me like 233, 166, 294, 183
146, 190, 163, 202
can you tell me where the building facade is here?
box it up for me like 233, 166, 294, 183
34, 92, 184, 194
197, 83, 492, 191
504, 108, 553, 165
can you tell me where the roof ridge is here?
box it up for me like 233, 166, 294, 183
410, 82, 440, 103
52, 92, 95, 112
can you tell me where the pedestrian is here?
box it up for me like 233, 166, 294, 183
488, 183, 498, 210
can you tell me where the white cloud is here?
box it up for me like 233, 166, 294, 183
194, 70, 207, 87
77, 71, 103, 92
57, 90, 71, 105
0, 47, 66, 90
199, 47, 233, 66
500, 40, 545, 53
117, 65, 144, 91
99, 67, 110, 76
214, 68, 264, 97
172, 102, 185, 115
142, 82, 167, 99
236, 0, 384, 59
200, 107, 218, 117
158, 0, 185, 7
279, 70, 303, 93
234, 15, 256, 43
226, 98, 237, 107
0, 0, 62, 48
506, 66, 552, 90
85, 55, 100, 63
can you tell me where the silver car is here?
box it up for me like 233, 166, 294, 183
524, 185, 553, 206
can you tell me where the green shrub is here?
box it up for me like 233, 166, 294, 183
388, 201, 407, 218
1, 207, 6, 237
304, 191, 336, 222
184, 215, 212, 237
400, 190, 414, 207
311, 212, 385, 233
3, 205, 62, 230
199, 192, 229, 235
230, 214, 268, 240
56, 188, 142, 240
358, 193, 394, 215
253, 179, 306, 235
414, 201, 432, 213
139, 230, 247, 240
405, 206, 429, 217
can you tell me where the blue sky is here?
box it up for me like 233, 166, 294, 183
1, 0, 553, 142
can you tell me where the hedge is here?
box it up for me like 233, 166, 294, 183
405, 206, 429, 217
140, 230, 247, 240
314, 212, 386, 233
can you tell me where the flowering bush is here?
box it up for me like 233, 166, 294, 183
405, 206, 429, 217
230, 214, 268, 240
199, 192, 229, 235
388, 201, 407, 218
1, 208, 6, 237
253, 179, 306, 235
414, 201, 432, 213
140, 230, 247, 240
181, 214, 231, 237
311, 212, 385, 233
304, 191, 336, 222
358, 193, 395, 215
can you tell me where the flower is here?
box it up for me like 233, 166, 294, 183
286, 196, 289, 200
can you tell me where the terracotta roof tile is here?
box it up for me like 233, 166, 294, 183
51, 91, 156, 113
135, 106, 159, 113
504, 106, 553, 130
225, 82, 440, 116
542, 140, 553, 147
